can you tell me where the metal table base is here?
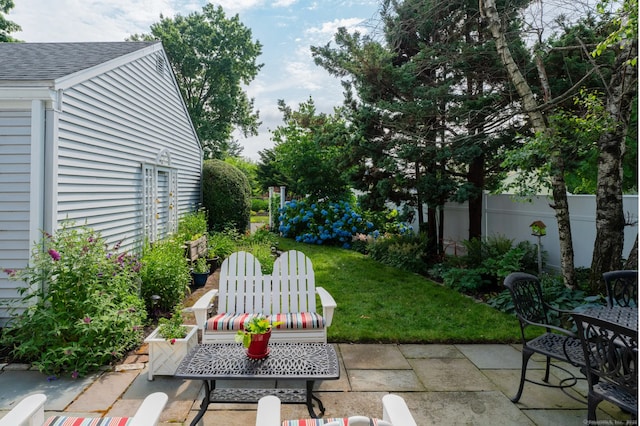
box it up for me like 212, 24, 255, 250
175, 343, 339, 425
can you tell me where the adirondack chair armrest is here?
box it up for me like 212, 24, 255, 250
382, 394, 417, 426
255, 395, 281, 426
0, 393, 46, 426
128, 392, 169, 426
316, 286, 337, 327
190, 289, 219, 330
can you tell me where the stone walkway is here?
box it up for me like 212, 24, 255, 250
0, 341, 633, 425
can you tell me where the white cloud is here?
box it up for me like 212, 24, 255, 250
10, 0, 184, 42
210, 0, 264, 14
272, 0, 298, 7
306, 17, 368, 37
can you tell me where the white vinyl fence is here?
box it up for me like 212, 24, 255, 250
439, 194, 638, 271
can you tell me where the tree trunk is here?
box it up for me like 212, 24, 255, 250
480, 0, 577, 288
589, 35, 638, 292
625, 234, 638, 270
468, 155, 484, 240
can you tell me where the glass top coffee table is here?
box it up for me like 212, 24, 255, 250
175, 342, 340, 425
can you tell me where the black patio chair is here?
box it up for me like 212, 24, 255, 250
572, 312, 638, 422
504, 272, 586, 403
603, 270, 638, 308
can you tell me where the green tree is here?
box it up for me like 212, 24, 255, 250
260, 98, 352, 202
130, 4, 263, 159
0, 0, 20, 42
224, 156, 261, 197
312, 0, 529, 257
589, 0, 638, 285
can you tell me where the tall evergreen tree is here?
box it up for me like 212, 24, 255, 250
312, 0, 529, 257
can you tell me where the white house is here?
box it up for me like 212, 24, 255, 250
0, 42, 203, 323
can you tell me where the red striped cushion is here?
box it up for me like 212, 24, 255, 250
44, 417, 131, 426
205, 313, 261, 331
281, 419, 388, 426
270, 312, 325, 329
282, 418, 346, 426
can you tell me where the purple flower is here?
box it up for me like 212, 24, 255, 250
83, 316, 91, 324
48, 249, 61, 261
71, 371, 79, 379
47, 375, 58, 382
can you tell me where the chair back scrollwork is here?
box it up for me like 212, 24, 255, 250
603, 270, 638, 308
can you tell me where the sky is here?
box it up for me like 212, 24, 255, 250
7, 0, 382, 161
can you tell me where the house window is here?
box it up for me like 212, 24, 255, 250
142, 150, 178, 243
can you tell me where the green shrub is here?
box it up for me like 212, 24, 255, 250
440, 236, 542, 293
139, 239, 191, 312
1, 223, 146, 377
208, 229, 241, 261
442, 267, 491, 293
251, 198, 269, 213
279, 199, 374, 247
367, 233, 430, 275
202, 159, 252, 232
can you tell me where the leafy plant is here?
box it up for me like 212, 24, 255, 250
208, 229, 241, 260
367, 233, 430, 275
1, 223, 146, 377
157, 305, 188, 342
234, 316, 281, 348
178, 209, 208, 242
139, 238, 191, 312
192, 257, 209, 274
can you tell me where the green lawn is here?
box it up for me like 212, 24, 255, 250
277, 238, 523, 344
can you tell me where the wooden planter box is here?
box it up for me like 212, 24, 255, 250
186, 235, 207, 261
145, 324, 198, 380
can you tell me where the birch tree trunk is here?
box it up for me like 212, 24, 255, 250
590, 34, 638, 291
480, 0, 577, 288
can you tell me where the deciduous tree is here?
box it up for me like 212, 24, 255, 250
130, 4, 263, 159
0, 0, 20, 42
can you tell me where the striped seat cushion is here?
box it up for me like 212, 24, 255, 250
270, 312, 325, 330
205, 313, 261, 331
44, 417, 131, 426
282, 418, 390, 426
282, 419, 345, 426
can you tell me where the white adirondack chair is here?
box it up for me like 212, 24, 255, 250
191, 250, 336, 343
0, 392, 168, 426
255, 394, 417, 426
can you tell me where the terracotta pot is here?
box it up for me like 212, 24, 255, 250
247, 329, 271, 359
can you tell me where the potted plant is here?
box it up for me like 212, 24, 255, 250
235, 316, 281, 359
206, 249, 220, 275
191, 257, 210, 287
144, 305, 198, 380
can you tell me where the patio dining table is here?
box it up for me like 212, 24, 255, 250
573, 305, 637, 332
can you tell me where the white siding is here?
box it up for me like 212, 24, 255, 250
55, 51, 201, 251
0, 110, 32, 313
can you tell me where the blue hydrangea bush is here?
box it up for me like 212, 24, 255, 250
278, 199, 374, 248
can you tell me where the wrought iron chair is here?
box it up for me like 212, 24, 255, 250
572, 312, 638, 422
603, 270, 638, 308
504, 272, 586, 403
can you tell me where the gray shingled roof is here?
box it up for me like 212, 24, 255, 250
0, 41, 159, 82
